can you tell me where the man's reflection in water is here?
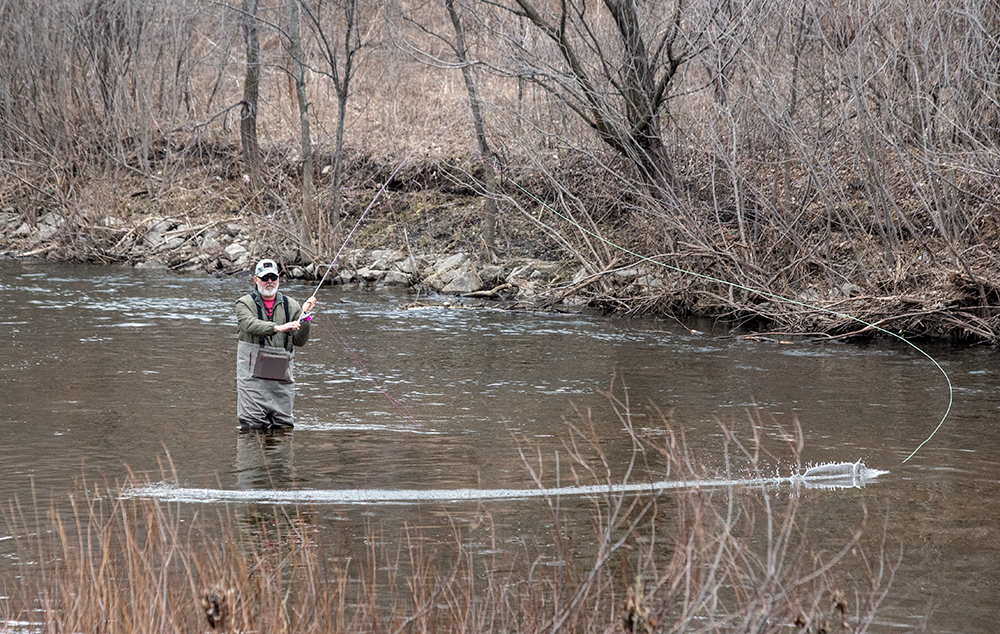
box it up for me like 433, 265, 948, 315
232, 431, 315, 561
234, 430, 295, 489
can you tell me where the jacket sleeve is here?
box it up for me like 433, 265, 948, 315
235, 296, 276, 338
288, 298, 311, 347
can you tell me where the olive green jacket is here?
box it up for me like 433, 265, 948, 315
235, 291, 310, 352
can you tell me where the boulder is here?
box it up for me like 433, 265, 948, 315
223, 243, 250, 269
435, 252, 468, 273
144, 219, 176, 248
442, 262, 482, 294
479, 264, 505, 285
199, 234, 220, 249
357, 267, 385, 282
395, 255, 429, 275
224, 242, 248, 261
36, 213, 65, 241
613, 266, 640, 283
369, 249, 399, 270
135, 259, 168, 270
507, 260, 563, 283
383, 270, 411, 286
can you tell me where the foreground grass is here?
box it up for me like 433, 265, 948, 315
2, 401, 893, 633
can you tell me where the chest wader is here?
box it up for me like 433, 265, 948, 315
237, 294, 297, 430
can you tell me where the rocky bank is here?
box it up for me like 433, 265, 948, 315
0, 208, 663, 313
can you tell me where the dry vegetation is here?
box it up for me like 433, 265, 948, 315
2, 395, 895, 633
0, 0, 998, 340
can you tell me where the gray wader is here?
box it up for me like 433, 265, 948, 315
237, 295, 297, 430
236, 341, 296, 428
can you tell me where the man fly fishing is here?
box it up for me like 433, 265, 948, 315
235, 258, 317, 431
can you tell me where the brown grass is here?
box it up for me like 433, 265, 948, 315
2, 391, 895, 633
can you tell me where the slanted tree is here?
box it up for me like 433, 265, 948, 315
240, 0, 263, 196
285, 0, 316, 256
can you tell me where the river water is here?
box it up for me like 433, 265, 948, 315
1, 260, 998, 631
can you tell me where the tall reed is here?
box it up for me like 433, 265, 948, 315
2, 396, 893, 633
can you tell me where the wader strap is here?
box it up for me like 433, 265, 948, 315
255, 301, 266, 347
282, 296, 291, 352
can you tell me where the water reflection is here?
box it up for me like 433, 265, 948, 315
234, 431, 296, 490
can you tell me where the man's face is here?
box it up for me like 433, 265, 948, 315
255, 272, 279, 298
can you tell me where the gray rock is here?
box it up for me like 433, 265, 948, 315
144, 219, 176, 248
224, 243, 248, 261
395, 255, 428, 275
357, 267, 385, 282
479, 264, 505, 284
442, 262, 482, 294
135, 259, 168, 270
435, 252, 468, 273
842, 283, 863, 297
570, 267, 591, 284
14, 222, 33, 237
423, 269, 453, 291
38, 212, 64, 227
35, 213, 65, 241
369, 249, 399, 270
383, 270, 411, 286
613, 266, 640, 283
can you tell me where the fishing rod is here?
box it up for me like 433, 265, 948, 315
299, 128, 447, 425
489, 165, 952, 466
311, 126, 448, 296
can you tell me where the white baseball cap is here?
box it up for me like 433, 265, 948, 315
254, 259, 278, 277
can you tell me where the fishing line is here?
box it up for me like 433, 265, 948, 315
313, 312, 421, 427
303, 127, 447, 426
492, 168, 952, 465
131, 462, 889, 505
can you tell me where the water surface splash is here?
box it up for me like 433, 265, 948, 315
128, 461, 887, 505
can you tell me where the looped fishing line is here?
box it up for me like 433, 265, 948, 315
299, 127, 952, 463
491, 168, 952, 465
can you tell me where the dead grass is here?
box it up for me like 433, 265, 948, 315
2, 390, 894, 633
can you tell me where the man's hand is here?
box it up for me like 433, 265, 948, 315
274, 321, 300, 333
302, 296, 317, 313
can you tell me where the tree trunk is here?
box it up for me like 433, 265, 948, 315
445, 0, 498, 258
286, 0, 316, 257
240, 0, 263, 199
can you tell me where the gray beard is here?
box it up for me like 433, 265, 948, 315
256, 282, 277, 299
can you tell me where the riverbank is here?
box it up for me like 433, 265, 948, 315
2, 156, 999, 342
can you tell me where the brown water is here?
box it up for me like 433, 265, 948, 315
1, 260, 998, 631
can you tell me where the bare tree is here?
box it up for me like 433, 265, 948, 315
286, 0, 316, 255
444, 0, 499, 258
493, 0, 718, 198
240, 0, 264, 195
301, 0, 369, 249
